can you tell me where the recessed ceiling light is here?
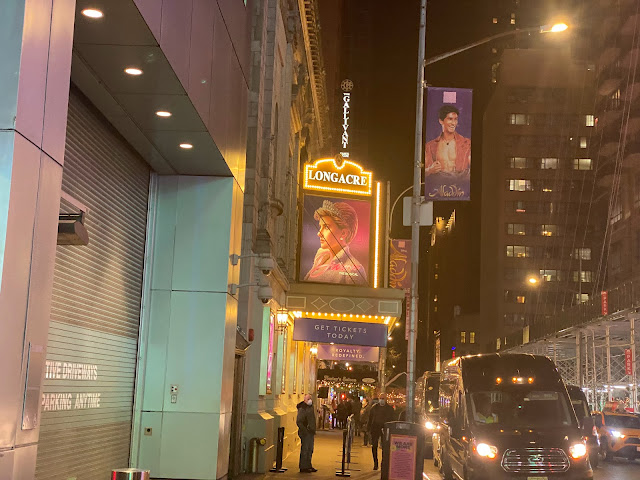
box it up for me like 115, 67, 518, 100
82, 8, 103, 18
179, 143, 193, 149
124, 67, 143, 76
156, 111, 172, 118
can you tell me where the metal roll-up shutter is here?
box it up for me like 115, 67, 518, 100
36, 88, 150, 480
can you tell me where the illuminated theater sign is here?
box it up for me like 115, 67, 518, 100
304, 157, 372, 196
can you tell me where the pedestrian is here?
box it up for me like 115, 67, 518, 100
296, 394, 318, 473
367, 393, 394, 470
331, 396, 338, 428
360, 398, 372, 446
351, 395, 362, 436
336, 398, 349, 429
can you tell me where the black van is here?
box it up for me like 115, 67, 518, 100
438, 354, 593, 480
416, 371, 441, 457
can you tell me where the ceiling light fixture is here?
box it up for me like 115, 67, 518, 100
81, 8, 103, 18
179, 143, 193, 149
156, 111, 172, 118
124, 67, 143, 76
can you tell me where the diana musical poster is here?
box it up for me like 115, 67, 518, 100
299, 194, 371, 285
424, 87, 472, 201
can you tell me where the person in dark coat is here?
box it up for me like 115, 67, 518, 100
367, 393, 395, 470
360, 398, 373, 446
296, 394, 318, 473
336, 398, 350, 429
351, 396, 362, 435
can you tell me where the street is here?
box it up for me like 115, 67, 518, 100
422, 457, 640, 480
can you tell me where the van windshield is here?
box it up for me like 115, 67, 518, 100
604, 415, 640, 429
425, 376, 440, 413
470, 389, 574, 428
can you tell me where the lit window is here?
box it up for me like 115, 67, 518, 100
433, 295, 438, 302
507, 223, 526, 235
585, 115, 595, 127
580, 137, 588, 148
573, 158, 592, 170
573, 248, 591, 260
540, 224, 558, 236
469, 332, 476, 344
516, 295, 526, 304
506, 245, 530, 258
493, 17, 498, 24
509, 157, 528, 168
573, 271, 593, 283
434, 273, 439, 280
540, 157, 558, 169
434, 306, 438, 312
509, 179, 532, 191
575, 293, 590, 304
509, 113, 530, 125
540, 269, 561, 281
611, 201, 622, 224
461, 331, 466, 344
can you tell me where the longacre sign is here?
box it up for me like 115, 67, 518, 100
303, 158, 372, 196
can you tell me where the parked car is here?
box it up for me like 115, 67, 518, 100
566, 385, 599, 468
415, 371, 441, 458
593, 410, 640, 461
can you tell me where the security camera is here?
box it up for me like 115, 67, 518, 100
258, 286, 273, 304
257, 256, 275, 276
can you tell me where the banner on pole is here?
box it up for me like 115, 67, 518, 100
424, 87, 473, 201
601, 291, 609, 316
625, 348, 633, 375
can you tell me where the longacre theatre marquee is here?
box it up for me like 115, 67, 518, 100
303, 157, 373, 196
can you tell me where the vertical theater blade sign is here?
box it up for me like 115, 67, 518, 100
390, 239, 411, 340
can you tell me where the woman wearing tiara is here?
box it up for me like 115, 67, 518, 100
304, 200, 368, 285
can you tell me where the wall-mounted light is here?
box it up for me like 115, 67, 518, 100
276, 309, 289, 332
310, 345, 318, 356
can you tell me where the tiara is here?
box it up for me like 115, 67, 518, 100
320, 200, 341, 218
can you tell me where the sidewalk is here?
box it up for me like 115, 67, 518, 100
237, 430, 381, 480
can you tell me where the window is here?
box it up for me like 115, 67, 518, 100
611, 89, 621, 108
460, 331, 466, 344
540, 269, 561, 281
573, 248, 591, 260
540, 157, 559, 169
575, 293, 590, 304
434, 273, 439, 280
585, 115, 595, 127
516, 295, 526, 304
266, 314, 275, 394
540, 224, 559, 236
470, 332, 476, 344
573, 158, 592, 170
506, 245, 530, 258
573, 271, 593, 283
493, 17, 498, 23
507, 223, 526, 235
508, 157, 529, 168
611, 201, 622, 225
580, 136, 588, 148
510, 13, 516, 25
509, 179, 532, 191
509, 113, 530, 125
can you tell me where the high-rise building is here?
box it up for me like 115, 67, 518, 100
591, 0, 640, 291
481, 48, 596, 348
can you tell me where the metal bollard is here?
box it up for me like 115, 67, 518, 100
111, 468, 150, 480
269, 427, 288, 473
248, 437, 266, 473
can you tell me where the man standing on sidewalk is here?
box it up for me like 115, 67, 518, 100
297, 394, 318, 473
367, 393, 395, 470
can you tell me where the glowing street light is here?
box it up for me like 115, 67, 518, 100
527, 276, 539, 286
548, 23, 569, 33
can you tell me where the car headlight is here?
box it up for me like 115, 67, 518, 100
475, 442, 498, 459
425, 421, 435, 430
568, 443, 587, 459
611, 430, 625, 439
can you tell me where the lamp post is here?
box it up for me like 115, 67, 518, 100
403, 16, 568, 422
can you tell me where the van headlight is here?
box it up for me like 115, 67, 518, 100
475, 442, 498, 459
425, 421, 435, 430
568, 443, 587, 459
610, 430, 625, 439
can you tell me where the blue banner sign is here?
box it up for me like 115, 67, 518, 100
292, 318, 388, 347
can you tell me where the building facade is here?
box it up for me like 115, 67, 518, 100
481, 48, 596, 348
1, 1, 252, 479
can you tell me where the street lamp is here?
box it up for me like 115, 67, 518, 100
426, 23, 570, 66
527, 276, 539, 286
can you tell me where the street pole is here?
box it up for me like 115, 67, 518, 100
407, 0, 427, 423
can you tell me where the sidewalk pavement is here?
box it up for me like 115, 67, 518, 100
236, 430, 381, 480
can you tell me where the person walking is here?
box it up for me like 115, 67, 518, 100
367, 393, 394, 470
336, 398, 349, 429
351, 395, 362, 436
296, 394, 318, 473
360, 398, 372, 446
